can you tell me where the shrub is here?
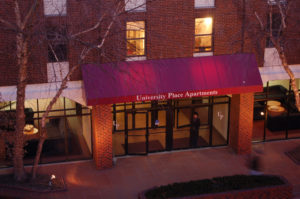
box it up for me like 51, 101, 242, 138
145, 175, 285, 199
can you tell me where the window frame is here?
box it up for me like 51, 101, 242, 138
47, 28, 68, 63
266, 13, 282, 48
125, 0, 147, 12
126, 21, 146, 57
195, 0, 215, 9
194, 17, 214, 53
43, 0, 67, 17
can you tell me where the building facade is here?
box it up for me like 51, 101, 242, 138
0, 0, 300, 169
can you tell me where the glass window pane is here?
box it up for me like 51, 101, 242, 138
10, 101, 16, 110
264, 80, 289, 140
212, 104, 228, 146
125, 0, 146, 12
148, 127, 165, 152
126, 21, 145, 39
266, 108, 287, 140
65, 98, 76, 109
82, 107, 91, 114
24, 99, 37, 125
195, 35, 212, 52
115, 112, 125, 131
39, 118, 67, 163
253, 100, 266, 142
38, 98, 64, 111
213, 96, 229, 103
113, 131, 125, 156
177, 108, 192, 127
195, 18, 213, 35
127, 39, 145, 56
66, 116, 92, 161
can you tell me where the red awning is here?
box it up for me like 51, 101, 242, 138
82, 53, 263, 105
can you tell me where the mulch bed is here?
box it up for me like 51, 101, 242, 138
286, 146, 300, 165
0, 173, 67, 193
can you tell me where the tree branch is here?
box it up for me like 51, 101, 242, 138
21, 0, 39, 30
70, 14, 105, 38
14, 0, 22, 28
0, 17, 16, 30
276, 0, 287, 29
254, 12, 264, 30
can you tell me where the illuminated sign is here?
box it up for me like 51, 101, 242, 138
136, 90, 218, 101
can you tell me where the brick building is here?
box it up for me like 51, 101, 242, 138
0, 0, 300, 169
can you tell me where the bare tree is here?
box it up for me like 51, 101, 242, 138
0, 0, 147, 181
232, 0, 300, 110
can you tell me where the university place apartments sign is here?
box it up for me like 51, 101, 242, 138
136, 90, 219, 101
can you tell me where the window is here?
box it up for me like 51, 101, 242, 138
194, 18, 213, 53
0, 97, 92, 167
43, 0, 67, 16
195, 0, 215, 8
125, 0, 146, 12
268, 0, 287, 5
126, 21, 145, 56
47, 62, 69, 82
266, 13, 281, 48
47, 28, 68, 62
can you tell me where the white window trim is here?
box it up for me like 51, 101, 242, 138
47, 61, 69, 83
195, 0, 215, 9
126, 56, 147, 62
43, 0, 67, 16
268, 0, 287, 5
193, 52, 213, 57
125, 0, 146, 12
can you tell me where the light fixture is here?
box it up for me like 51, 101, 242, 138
49, 174, 56, 186
260, 112, 265, 116
51, 174, 56, 180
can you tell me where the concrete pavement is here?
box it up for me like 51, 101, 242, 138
0, 139, 300, 199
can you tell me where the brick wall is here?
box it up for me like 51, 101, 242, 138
1, 0, 300, 87
0, 138, 5, 162
92, 104, 113, 169
229, 93, 254, 154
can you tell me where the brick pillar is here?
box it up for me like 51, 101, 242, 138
0, 138, 5, 162
229, 93, 254, 154
92, 104, 113, 169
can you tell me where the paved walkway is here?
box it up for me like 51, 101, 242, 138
1, 139, 300, 199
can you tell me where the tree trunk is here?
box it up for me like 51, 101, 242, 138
31, 64, 80, 179
14, 33, 28, 181
277, 48, 300, 111
31, 128, 46, 179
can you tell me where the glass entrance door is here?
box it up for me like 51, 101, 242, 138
173, 104, 210, 149
112, 96, 230, 156
125, 111, 148, 155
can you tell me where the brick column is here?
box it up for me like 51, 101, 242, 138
229, 93, 254, 154
92, 104, 113, 169
0, 138, 5, 162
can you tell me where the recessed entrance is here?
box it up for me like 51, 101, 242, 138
112, 96, 230, 156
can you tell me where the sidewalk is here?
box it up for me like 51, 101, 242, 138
0, 139, 300, 199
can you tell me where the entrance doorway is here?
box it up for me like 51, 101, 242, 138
125, 111, 148, 155
112, 96, 230, 156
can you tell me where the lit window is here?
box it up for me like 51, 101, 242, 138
194, 18, 213, 52
195, 0, 215, 8
43, 0, 67, 16
125, 0, 146, 12
126, 21, 145, 56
